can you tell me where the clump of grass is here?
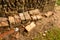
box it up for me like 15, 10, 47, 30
56, 0, 60, 5
33, 26, 60, 40
45, 27, 60, 40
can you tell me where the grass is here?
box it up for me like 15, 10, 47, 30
56, 0, 60, 5
33, 26, 60, 40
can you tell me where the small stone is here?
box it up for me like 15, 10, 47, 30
15, 28, 19, 32
43, 33, 46, 36
44, 31, 47, 33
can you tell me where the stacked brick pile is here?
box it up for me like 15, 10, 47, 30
0, 0, 55, 40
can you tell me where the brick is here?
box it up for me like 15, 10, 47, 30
14, 15, 21, 23
0, 21, 9, 27
14, 15, 20, 19
0, 17, 8, 27
0, 17, 7, 22
19, 13, 25, 20
8, 16, 15, 24
24, 11, 31, 20
25, 22, 36, 32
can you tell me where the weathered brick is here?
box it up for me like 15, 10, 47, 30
0, 17, 7, 22
8, 16, 15, 24
14, 15, 21, 24
24, 11, 31, 20
0, 21, 9, 27
19, 13, 25, 20
25, 22, 36, 32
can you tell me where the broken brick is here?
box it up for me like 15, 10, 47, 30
19, 13, 25, 20
8, 16, 15, 24
0, 21, 9, 27
25, 22, 36, 32
24, 11, 31, 20
14, 15, 21, 24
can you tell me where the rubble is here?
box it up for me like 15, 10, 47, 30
0, 0, 56, 40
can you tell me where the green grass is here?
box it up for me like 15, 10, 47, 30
56, 0, 60, 5
33, 27, 60, 40
46, 27, 60, 40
